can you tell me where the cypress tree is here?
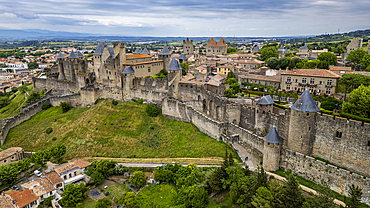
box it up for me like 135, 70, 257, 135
282, 174, 305, 208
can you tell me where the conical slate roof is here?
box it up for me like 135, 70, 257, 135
141, 48, 150, 55
122, 66, 135, 74
158, 44, 171, 55
252, 45, 260, 51
94, 42, 105, 55
69, 51, 78, 59
133, 48, 141, 54
299, 43, 308, 50
291, 90, 320, 112
167, 57, 182, 71
265, 126, 284, 144
56, 52, 65, 59
258, 95, 274, 105
77, 51, 84, 58
179, 53, 188, 60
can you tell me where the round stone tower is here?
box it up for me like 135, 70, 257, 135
263, 125, 284, 171
167, 57, 182, 99
121, 66, 135, 90
255, 95, 274, 134
287, 90, 320, 155
158, 44, 171, 70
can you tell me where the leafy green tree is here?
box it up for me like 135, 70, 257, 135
18, 85, 28, 93
346, 49, 368, 64
60, 183, 88, 207
42, 102, 52, 110
228, 152, 234, 167
145, 104, 161, 117
317, 61, 329, 69
254, 166, 268, 190
224, 165, 253, 205
278, 57, 290, 70
230, 82, 240, 94
296, 62, 304, 69
87, 159, 117, 177
227, 47, 237, 53
90, 171, 105, 186
0, 97, 10, 108
225, 78, 237, 85
227, 70, 234, 80
288, 59, 296, 70
302, 201, 311, 208
176, 185, 209, 208
130, 171, 146, 187
339, 73, 370, 101
320, 96, 342, 111
261, 46, 279, 61
60, 102, 71, 113
251, 186, 273, 208
95, 197, 112, 208
28, 61, 39, 70
336, 46, 345, 55
44, 196, 53, 207
224, 88, 234, 97
119, 192, 138, 208
317, 52, 337, 65
154, 167, 174, 183
281, 174, 305, 208
346, 184, 363, 208
267, 57, 279, 69
17, 158, 31, 172
342, 85, 370, 118
303, 61, 317, 69
76, 203, 84, 208
354, 64, 362, 71
0, 52, 6, 58
361, 54, 370, 69
26, 91, 41, 103
0, 163, 19, 186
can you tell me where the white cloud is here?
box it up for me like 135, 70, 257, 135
1, 13, 17, 18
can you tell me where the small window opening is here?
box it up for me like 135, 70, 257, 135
367, 141, 370, 147
336, 131, 342, 138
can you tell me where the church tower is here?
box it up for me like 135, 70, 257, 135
287, 90, 320, 155
183, 37, 194, 55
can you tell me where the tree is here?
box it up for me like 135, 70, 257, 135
339, 73, 370, 101
0, 163, 19, 186
361, 54, 370, 69
154, 167, 174, 183
320, 96, 342, 111
95, 197, 112, 208
26, 91, 41, 103
346, 49, 368, 64
317, 52, 337, 66
354, 64, 362, 71
90, 171, 105, 186
252, 186, 273, 208
346, 184, 363, 208
227, 70, 234, 80
317, 60, 329, 70
42, 102, 52, 110
254, 166, 268, 190
145, 104, 161, 117
119, 192, 138, 208
267, 57, 279, 69
130, 171, 146, 187
28, 61, 38, 70
60, 183, 88, 207
303, 61, 317, 69
87, 159, 117, 177
261, 46, 279, 61
228, 152, 234, 167
278, 57, 290, 70
296, 62, 304, 69
225, 78, 237, 85
268, 182, 284, 208
230, 82, 240, 94
176, 185, 209, 208
0, 97, 10, 108
17, 158, 31, 172
11, 87, 18, 93
281, 174, 305, 208
336, 46, 344, 55
227, 47, 237, 53
60, 102, 71, 113
342, 85, 370, 118
288, 59, 295, 70
18, 85, 28, 93
44, 196, 53, 207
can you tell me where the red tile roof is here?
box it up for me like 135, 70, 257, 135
206, 38, 227, 47
281, 69, 340, 78
8, 189, 38, 208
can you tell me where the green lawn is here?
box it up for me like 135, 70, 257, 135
77, 197, 95, 208
0, 84, 33, 119
104, 182, 131, 204
2, 99, 240, 161
136, 184, 177, 207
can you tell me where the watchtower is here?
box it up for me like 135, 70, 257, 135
167, 57, 182, 99
255, 95, 274, 135
158, 44, 171, 70
287, 90, 320, 155
263, 125, 284, 171
121, 66, 135, 90
56, 52, 66, 80
183, 37, 194, 55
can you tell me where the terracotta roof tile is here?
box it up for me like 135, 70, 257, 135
73, 159, 91, 169
32, 179, 55, 197
123, 60, 163, 66
46, 172, 63, 185
126, 54, 151, 60
281, 69, 340, 78
0, 147, 23, 160
0, 195, 14, 208
8, 189, 38, 208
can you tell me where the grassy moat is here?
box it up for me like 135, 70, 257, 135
2, 100, 238, 160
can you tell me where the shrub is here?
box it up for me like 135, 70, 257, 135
112, 100, 118, 105
52, 137, 57, 141
60, 102, 71, 113
145, 104, 161, 117
46, 128, 53, 134
130, 171, 146, 187
137, 98, 143, 104
26, 91, 41, 103
42, 102, 52, 110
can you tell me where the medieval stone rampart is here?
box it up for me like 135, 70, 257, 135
133, 77, 168, 92
33, 77, 80, 93
281, 149, 370, 205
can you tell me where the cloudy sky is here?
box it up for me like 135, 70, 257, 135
0, 0, 369, 37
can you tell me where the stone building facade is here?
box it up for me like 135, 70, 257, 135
183, 38, 194, 55
346, 38, 363, 54
0, 147, 24, 165
281, 68, 340, 95
205, 38, 227, 56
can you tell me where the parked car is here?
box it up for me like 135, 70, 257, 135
34, 170, 42, 177
13, 185, 19, 191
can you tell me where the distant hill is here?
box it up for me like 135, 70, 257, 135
285, 29, 370, 44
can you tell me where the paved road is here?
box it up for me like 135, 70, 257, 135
232, 143, 257, 171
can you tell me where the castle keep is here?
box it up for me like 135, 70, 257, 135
6, 41, 369, 205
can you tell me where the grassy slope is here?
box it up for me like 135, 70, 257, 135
0, 84, 33, 119
136, 184, 177, 207
2, 100, 239, 160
